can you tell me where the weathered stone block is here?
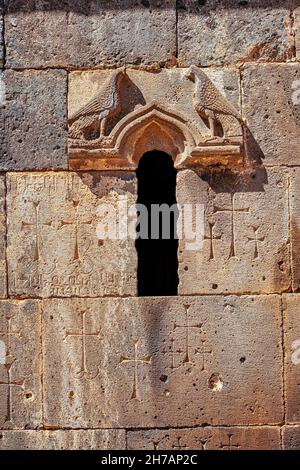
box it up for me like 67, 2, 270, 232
282, 426, 300, 450
0, 175, 6, 298
178, 0, 294, 66
7, 172, 137, 298
283, 294, 300, 423
0, 300, 41, 429
177, 167, 290, 295
242, 64, 300, 166
0, 430, 126, 450
5, 1, 176, 68
127, 426, 281, 450
1, 70, 68, 170
295, 6, 300, 60
43, 296, 283, 428
290, 169, 300, 291
0, 2, 3, 67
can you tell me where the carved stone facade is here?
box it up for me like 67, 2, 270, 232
68, 67, 244, 170
1, 1, 300, 451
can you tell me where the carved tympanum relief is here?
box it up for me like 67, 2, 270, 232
68, 67, 245, 170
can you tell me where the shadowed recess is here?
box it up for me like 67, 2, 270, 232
136, 150, 179, 297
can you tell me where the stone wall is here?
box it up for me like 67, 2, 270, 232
0, 0, 300, 450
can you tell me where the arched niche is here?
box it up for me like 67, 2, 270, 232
111, 102, 198, 168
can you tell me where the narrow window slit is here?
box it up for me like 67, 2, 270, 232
135, 150, 179, 296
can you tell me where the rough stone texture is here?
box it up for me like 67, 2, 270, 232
177, 167, 290, 295
290, 168, 300, 291
5, 1, 176, 69
295, 6, 300, 59
7, 172, 137, 298
42, 296, 283, 429
0, 430, 126, 450
127, 426, 281, 450
0, 1, 3, 67
1, 70, 68, 170
0, 0, 297, 450
283, 294, 300, 424
0, 300, 41, 429
242, 64, 300, 166
0, 175, 6, 298
282, 426, 300, 450
178, 0, 294, 66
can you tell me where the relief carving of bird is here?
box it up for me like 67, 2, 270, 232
186, 65, 243, 142
69, 68, 126, 141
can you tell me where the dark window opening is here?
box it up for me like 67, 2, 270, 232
135, 150, 179, 296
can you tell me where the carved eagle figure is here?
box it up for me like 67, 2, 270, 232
69, 68, 126, 140
186, 65, 242, 140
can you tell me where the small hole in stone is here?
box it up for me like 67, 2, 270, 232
184, 266, 189, 272
262, 276, 266, 281
240, 356, 246, 363
25, 392, 33, 400
278, 260, 284, 272
69, 391, 75, 399
98, 239, 104, 247
208, 373, 223, 392
212, 283, 218, 289
50, 315, 53, 320
160, 374, 168, 383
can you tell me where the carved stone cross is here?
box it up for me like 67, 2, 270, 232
213, 193, 249, 258
119, 340, 152, 401
65, 309, 101, 380
174, 304, 204, 364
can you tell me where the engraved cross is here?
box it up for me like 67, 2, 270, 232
0, 361, 25, 425
119, 340, 152, 401
198, 436, 212, 451
65, 309, 101, 380
247, 226, 265, 259
204, 221, 221, 260
195, 339, 212, 372
174, 304, 204, 364
59, 200, 92, 261
22, 201, 52, 261
220, 434, 240, 450
162, 337, 183, 370
172, 437, 188, 450
213, 193, 249, 258
0, 317, 21, 358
